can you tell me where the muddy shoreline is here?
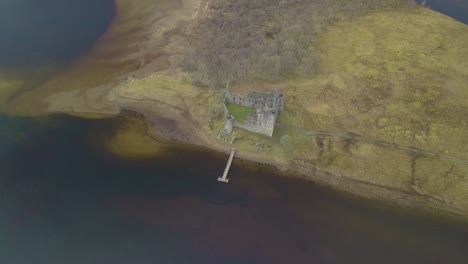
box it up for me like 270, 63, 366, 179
117, 106, 468, 224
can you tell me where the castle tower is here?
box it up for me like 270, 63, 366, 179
224, 80, 231, 102
224, 114, 234, 135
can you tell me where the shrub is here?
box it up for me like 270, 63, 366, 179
182, 0, 415, 88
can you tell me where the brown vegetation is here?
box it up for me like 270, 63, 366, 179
182, 0, 415, 87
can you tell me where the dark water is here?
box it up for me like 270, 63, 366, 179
419, 0, 468, 24
0, 0, 114, 68
1, 114, 468, 264
1, 1, 468, 263
0, 0, 464, 70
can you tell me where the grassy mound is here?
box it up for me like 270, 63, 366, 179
288, 7, 468, 212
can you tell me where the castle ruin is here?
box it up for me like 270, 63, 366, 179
223, 87, 284, 137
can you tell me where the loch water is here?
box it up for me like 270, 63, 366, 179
420, 0, 468, 24
1, 113, 468, 264
1, 0, 468, 263
0, 0, 114, 68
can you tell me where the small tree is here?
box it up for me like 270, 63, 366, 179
208, 99, 224, 120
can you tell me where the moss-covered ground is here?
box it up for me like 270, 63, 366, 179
226, 103, 251, 122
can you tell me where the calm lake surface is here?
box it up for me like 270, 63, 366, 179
1, 1, 468, 263
1, 114, 468, 264
0, 0, 114, 68
421, 0, 468, 24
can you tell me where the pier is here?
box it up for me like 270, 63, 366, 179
218, 148, 236, 183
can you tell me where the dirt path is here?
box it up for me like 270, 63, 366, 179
302, 130, 468, 165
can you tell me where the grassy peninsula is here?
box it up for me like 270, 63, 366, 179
1, 0, 467, 220
112, 5, 468, 219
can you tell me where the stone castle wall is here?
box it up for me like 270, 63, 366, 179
232, 110, 276, 137
225, 90, 284, 111
223, 89, 284, 137
225, 93, 255, 108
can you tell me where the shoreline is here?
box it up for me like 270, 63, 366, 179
2, 1, 467, 224
5, 104, 468, 225
87, 105, 468, 224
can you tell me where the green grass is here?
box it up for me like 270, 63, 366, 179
278, 110, 305, 128
226, 103, 252, 122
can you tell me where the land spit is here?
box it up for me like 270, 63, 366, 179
1, 0, 467, 223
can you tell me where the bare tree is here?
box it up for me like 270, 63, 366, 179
182, 0, 416, 88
